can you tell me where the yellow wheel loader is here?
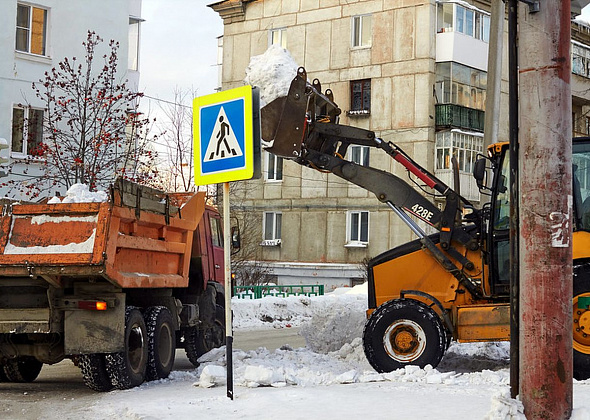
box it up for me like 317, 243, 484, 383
261, 67, 590, 379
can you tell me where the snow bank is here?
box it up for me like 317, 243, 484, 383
244, 44, 299, 107
47, 183, 107, 203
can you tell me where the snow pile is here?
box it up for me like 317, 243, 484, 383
232, 284, 367, 353
484, 389, 525, 420
47, 183, 107, 203
244, 44, 299, 107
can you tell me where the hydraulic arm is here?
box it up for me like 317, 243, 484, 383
261, 67, 483, 297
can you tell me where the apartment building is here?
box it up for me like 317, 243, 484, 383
0, 0, 143, 200
210, 0, 590, 290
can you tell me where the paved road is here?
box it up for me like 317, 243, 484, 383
0, 328, 305, 419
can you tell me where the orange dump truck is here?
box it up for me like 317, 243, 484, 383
0, 179, 227, 391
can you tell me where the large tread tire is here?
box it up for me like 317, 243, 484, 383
79, 354, 113, 392
144, 306, 176, 381
3, 357, 43, 382
184, 304, 225, 367
106, 307, 148, 390
573, 263, 590, 380
363, 298, 446, 373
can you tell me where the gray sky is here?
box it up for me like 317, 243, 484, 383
139, 0, 223, 106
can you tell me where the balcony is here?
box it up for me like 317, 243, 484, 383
435, 103, 485, 132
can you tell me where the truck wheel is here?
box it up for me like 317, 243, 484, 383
144, 306, 176, 381
79, 354, 113, 392
573, 264, 590, 380
363, 298, 446, 373
184, 305, 226, 367
106, 307, 148, 389
2, 357, 43, 382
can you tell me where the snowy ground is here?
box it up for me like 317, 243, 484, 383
51, 285, 590, 419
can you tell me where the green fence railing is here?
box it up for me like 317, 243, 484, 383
233, 285, 324, 299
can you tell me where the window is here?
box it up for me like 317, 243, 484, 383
209, 216, 223, 247
128, 18, 141, 71
265, 152, 283, 181
436, 2, 489, 42
12, 107, 44, 156
435, 131, 484, 173
16, 3, 47, 55
263, 212, 282, 245
350, 79, 371, 114
352, 15, 371, 48
269, 28, 287, 48
350, 145, 370, 167
347, 211, 369, 245
435, 62, 487, 110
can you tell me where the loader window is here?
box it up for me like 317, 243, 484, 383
573, 140, 590, 230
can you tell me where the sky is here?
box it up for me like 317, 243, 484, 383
138, 0, 223, 110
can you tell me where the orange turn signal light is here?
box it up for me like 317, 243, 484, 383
78, 301, 108, 311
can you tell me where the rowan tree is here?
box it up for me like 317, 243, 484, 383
7, 31, 158, 198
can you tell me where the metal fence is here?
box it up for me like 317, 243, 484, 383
233, 285, 324, 299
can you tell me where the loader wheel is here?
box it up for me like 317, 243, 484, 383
363, 298, 446, 373
79, 354, 113, 392
144, 306, 176, 381
106, 307, 148, 389
2, 357, 43, 382
573, 264, 590, 380
184, 304, 225, 367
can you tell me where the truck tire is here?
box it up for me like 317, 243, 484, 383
144, 306, 176, 381
363, 298, 446, 373
2, 357, 43, 382
184, 304, 225, 367
573, 263, 590, 380
79, 354, 113, 392
106, 307, 148, 389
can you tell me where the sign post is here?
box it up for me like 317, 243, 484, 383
193, 85, 260, 400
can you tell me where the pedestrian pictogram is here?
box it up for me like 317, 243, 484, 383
193, 85, 260, 186
204, 108, 243, 162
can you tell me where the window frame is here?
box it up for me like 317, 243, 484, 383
128, 17, 141, 71
349, 79, 371, 115
269, 27, 287, 48
351, 14, 372, 48
15, 3, 48, 56
265, 151, 283, 182
435, 130, 484, 173
11, 105, 45, 158
262, 211, 282, 245
346, 210, 369, 247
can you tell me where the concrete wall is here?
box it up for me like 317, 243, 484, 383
218, 0, 438, 271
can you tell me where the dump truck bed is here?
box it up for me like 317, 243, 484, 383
0, 181, 205, 289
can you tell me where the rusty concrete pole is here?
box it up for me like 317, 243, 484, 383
518, 0, 573, 418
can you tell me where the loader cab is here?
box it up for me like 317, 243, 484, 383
573, 137, 590, 234
477, 138, 590, 295
482, 142, 511, 297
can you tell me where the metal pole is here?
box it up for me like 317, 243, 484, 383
223, 181, 233, 400
518, 1, 572, 418
507, 0, 520, 400
483, 0, 505, 150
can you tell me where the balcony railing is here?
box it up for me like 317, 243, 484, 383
435, 103, 485, 132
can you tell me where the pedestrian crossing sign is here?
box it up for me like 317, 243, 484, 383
193, 85, 259, 185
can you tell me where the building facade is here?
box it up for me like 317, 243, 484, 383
0, 0, 143, 200
210, 0, 590, 290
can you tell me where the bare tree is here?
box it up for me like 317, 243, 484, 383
154, 88, 196, 192
7, 31, 158, 198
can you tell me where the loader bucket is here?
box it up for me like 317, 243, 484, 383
261, 67, 341, 159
